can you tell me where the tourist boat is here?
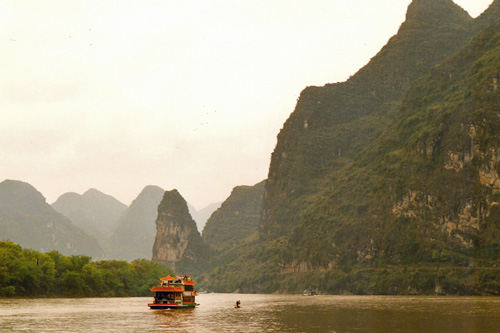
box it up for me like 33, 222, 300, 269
148, 275, 199, 309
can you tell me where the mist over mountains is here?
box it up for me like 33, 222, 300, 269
0, 179, 220, 261
109, 185, 165, 261
0, 180, 103, 257
52, 188, 127, 253
188, 202, 222, 234
4, 0, 500, 296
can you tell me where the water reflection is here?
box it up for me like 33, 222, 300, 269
152, 307, 196, 331
2, 295, 500, 332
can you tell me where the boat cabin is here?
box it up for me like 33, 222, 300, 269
148, 275, 198, 309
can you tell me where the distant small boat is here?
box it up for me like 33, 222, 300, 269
302, 289, 317, 296
148, 275, 199, 309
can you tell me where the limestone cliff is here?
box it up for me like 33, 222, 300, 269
261, 0, 475, 240
379, 17, 500, 265
205, 0, 500, 295
152, 190, 208, 273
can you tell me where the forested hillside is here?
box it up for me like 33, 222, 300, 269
204, 0, 500, 294
263, 0, 476, 240
202, 181, 265, 251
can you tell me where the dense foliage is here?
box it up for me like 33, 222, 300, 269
262, 0, 476, 240
261, 0, 477, 243
201, 1, 500, 295
196, 182, 266, 291
202, 181, 265, 252
0, 241, 172, 297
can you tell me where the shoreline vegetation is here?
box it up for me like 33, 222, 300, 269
0, 241, 173, 297
3, 240, 500, 297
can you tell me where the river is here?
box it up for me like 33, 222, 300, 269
1, 294, 500, 332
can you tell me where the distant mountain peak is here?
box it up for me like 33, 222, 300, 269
153, 189, 206, 272
109, 185, 165, 261
84, 188, 100, 195
0, 179, 45, 200
0, 180, 102, 257
0, 179, 47, 212
403, 0, 472, 28
136, 185, 165, 198
82, 188, 123, 202
157, 189, 190, 220
52, 188, 127, 247
143, 185, 164, 191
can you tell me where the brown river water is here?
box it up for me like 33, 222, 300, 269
1, 294, 500, 332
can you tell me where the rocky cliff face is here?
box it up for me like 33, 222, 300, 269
152, 190, 207, 273
0, 180, 103, 257
262, 0, 500, 261
261, 0, 475, 240
205, 1, 500, 294
378, 16, 500, 265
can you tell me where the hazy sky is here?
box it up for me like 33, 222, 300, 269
0, 0, 494, 209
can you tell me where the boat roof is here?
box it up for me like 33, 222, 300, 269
160, 275, 176, 281
160, 275, 196, 285
151, 286, 184, 292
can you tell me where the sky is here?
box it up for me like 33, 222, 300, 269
0, 0, 494, 210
